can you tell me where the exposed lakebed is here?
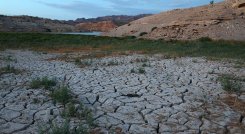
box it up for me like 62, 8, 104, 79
0, 50, 244, 133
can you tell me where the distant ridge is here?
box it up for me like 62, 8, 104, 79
0, 14, 151, 32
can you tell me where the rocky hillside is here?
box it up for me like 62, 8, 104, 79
0, 15, 74, 32
104, 0, 245, 41
68, 14, 151, 26
0, 14, 150, 33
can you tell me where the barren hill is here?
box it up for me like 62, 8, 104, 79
0, 14, 149, 33
0, 15, 74, 32
75, 21, 117, 32
104, 0, 245, 41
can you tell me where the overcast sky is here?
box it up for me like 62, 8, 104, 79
0, 0, 223, 20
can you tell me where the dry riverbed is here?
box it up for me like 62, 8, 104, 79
0, 50, 245, 134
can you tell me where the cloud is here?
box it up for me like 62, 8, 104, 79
35, 0, 224, 18
36, 0, 116, 18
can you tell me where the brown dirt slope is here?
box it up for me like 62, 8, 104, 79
75, 21, 117, 32
104, 0, 245, 41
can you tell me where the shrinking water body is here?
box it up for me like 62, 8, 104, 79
62, 32, 102, 36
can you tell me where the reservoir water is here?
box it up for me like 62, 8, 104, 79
62, 32, 102, 36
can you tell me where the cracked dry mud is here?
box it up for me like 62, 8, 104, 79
0, 50, 245, 134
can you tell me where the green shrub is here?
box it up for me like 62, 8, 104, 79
39, 120, 89, 134
219, 75, 242, 93
135, 58, 148, 63
78, 103, 95, 126
80, 60, 93, 67
142, 63, 150, 67
210, 0, 214, 5
62, 103, 79, 118
30, 77, 56, 90
74, 124, 89, 134
0, 65, 20, 75
50, 121, 70, 134
63, 103, 77, 117
42, 77, 57, 89
198, 37, 212, 42
51, 86, 72, 105
75, 58, 81, 65
107, 60, 119, 66
125, 36, 136, 39
142, 63, 147, 67
138, 68, 146, 74
130, 69, 136, 73
32, 98, 40, 104
30, 78, 42, 89
3, 55, 17, 62
192, 59, 198, 63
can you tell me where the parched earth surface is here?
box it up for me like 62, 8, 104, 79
0, 50, 245, 134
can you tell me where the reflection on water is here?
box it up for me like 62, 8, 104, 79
62, 32, 102, 36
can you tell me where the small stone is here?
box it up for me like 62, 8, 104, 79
185, 118, 202, 130
227, 126, 245, 134
0, 122, 29, 133
200, 119, 226, 133
159, 122, 188, 133
238, 94, 245, 102
90, 127, 109, 134
95, 115, 122, 128
129, 124, 156, 134
0, 109, 21, 121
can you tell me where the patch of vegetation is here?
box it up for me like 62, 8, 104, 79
30, 77, 56, 90
51, 86, 72, 105
125, 36, 136, 39
61, 102, 94, 128
138, 68, 146, 74
198, 37, 213, 42
35, 80, 94, 133
62, 103, 77, 117
0, 33, 245, 60
135, 58, 148, 63
32, 98, 40, 104
81, 60, 93, 67
192, 59, 198, 63
75, 58, 81, 65
130, 68, 146, 74
142, 63, 150, 67
210, 0, 214, 5
75, 58, 93, 67
139, 32, 148, 36
233, 60, 245, 68
107, 60, 119, 66
0, 65, 21, 75
78, 104, 94, 126
130, 68, 136, 73
40, 121, 90, 134
3, 55, 17, 62
49, 121, 70, 134
218, 75, 243, 93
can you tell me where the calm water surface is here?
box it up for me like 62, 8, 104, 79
62, 32, 102, 36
